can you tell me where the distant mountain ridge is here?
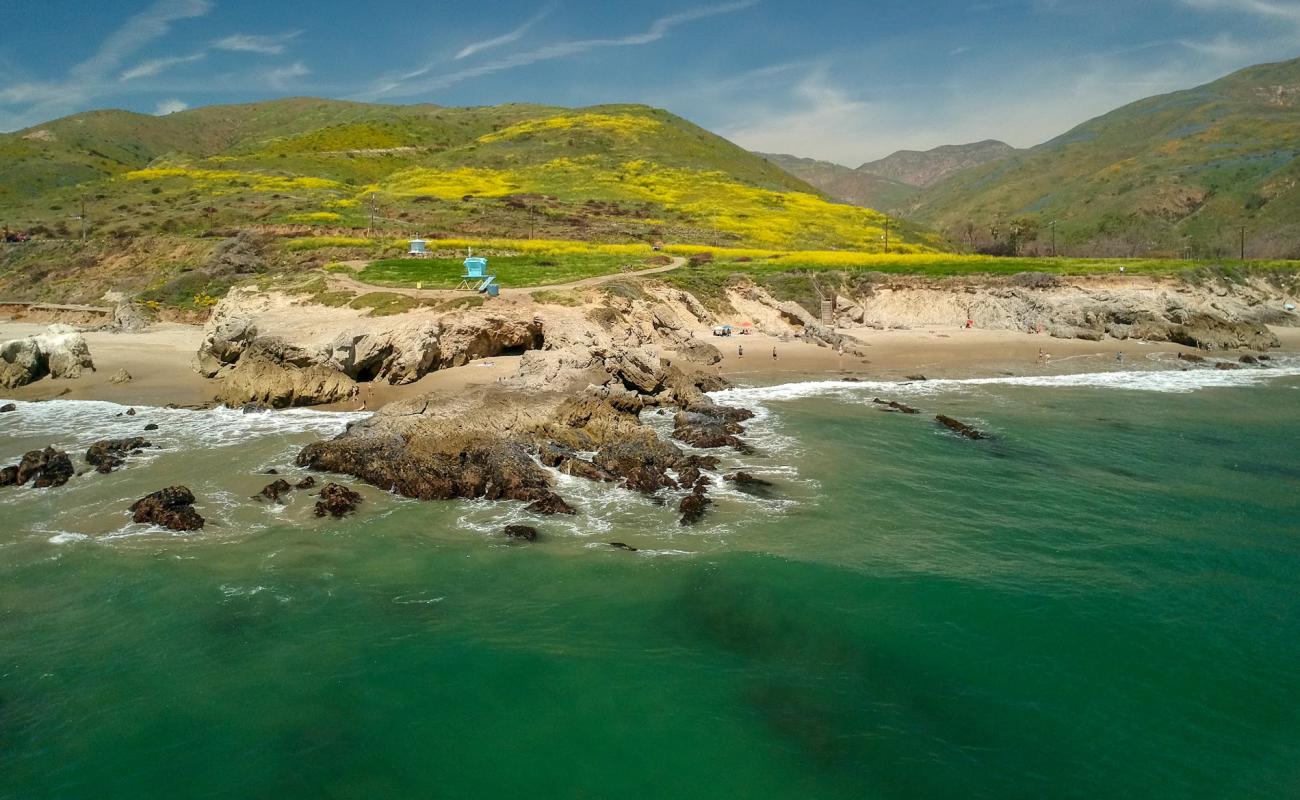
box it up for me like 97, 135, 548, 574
906, 56, 1300, 257
857, 140, 1021, 187
759, 140, 1020, 214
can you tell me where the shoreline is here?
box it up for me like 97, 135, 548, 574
3, 319, 1297, 411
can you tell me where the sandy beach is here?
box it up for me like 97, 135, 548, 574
4, 316, 1296, 410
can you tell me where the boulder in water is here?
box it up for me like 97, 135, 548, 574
295, 476, 316, 490
526, 492, 576, 516
1, 447, 75, 488
315, 483, 362, 518
608, 542, 638, 552
257, 479, 293, 504
0, 403, 15, 413
130, 486, 204, 531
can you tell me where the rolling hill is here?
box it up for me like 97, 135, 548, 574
0, 99, 934, 253
905, 56, 1300, 257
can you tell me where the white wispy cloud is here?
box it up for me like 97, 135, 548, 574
154, 98, 189, 115
0, 0, 211, 128
455, 5, 553, 60
121, 52, 208, 81
264, 61, 311, 90
212, 31, 302, 55
369, 0, 760, 98
1177, 0, 1300, 24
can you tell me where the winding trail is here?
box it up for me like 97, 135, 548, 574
325, 257, 686, 301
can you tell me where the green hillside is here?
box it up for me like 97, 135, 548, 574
0, 99, 931, 253
907, 57, 1300, 258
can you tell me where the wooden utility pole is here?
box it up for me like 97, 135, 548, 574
883, 217, 890, 254
79, 196, 87, 242
1240, 226, 1246, 260
368, 193, 377, 238
1050, 220, 1057, 257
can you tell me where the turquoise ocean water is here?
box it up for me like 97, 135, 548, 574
2, 361, 1299, 799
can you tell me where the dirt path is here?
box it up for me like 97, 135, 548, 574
325, 257, 686, 300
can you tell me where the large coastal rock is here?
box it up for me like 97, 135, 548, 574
131, 486, 204, 531
0, 325, 95, 389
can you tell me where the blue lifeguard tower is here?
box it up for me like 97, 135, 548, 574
457, 251, 498, 295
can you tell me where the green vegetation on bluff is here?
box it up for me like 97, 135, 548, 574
0, 99, 931, 253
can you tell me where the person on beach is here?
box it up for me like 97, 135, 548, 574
772, 347, 778, 360
1116, 351, 1124, 363
738, 344, 743, 358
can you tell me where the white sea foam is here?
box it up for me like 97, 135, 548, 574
47, 532, 90, 545
711, 360, 1300, 405
0, 399, 365, 460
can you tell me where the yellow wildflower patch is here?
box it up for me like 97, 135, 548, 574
478, 113, 662, 143
124, 167, 344, 193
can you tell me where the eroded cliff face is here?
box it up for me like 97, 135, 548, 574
195, 271, 1297, 409
825, 275, 1294, 350
196, 286, 725, 408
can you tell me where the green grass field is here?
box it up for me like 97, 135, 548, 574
352, 254, 652, 289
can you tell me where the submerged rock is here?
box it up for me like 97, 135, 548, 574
315, 483, 362, 518
725, 472, 774, 491
678, 489, 712, 526
0, 403, 15, 413
295, 476, 316, 490
608, 542, 638, 552
144, 423, 159, 431
936, 415, 988, 440
504, 525, 539, 542
257, 479, 293, 504
130, 486, 204, 531
872, 398, 920, 414
1177, 352, 1206, 363
85, 437, 152, 474
1214, 361, 1242, 371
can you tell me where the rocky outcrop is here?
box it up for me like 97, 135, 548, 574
130, 486, 204, 531
85, 437, 152, 474
0, 325, 95, 389
0, 403, 15, 413
111, 301, 149, 332
1, 447, 75, 488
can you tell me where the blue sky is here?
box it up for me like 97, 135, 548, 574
1, 0, 1298, 164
